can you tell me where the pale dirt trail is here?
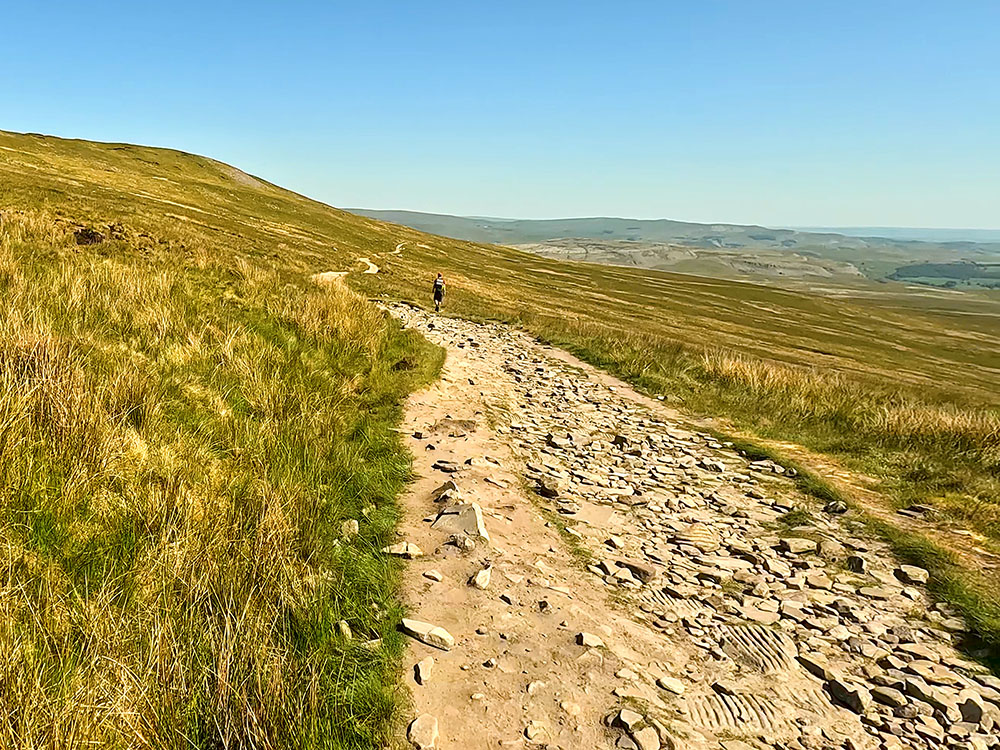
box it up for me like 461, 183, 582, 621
387, 305, 1000, 750
311, 245, 389, 285
392, 322, 672, 749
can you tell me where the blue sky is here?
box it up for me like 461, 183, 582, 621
3, 1, 998, 227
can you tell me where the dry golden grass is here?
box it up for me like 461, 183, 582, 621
2, 128, 999, 719
700, 350, 1000, 458
0, 211, 441, 748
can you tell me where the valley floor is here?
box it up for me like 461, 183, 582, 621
388, 304, 999, 750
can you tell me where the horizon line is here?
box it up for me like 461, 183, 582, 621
347, 209, 1000, 234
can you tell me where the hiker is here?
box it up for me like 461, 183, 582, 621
432, 273, 445, 312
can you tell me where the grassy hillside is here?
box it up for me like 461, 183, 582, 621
359, 233, 1000, 536
0, 134, 444, 748
1, 129, 1000, 741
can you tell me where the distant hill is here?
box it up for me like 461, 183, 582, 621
346, 209, 871, 247
348, 209, 1000, 285
797, 226, 1000, 243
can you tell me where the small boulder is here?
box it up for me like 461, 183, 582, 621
805, 571, 834, 590
431, 502, 490, 542
846, 555, 868, 573
471, 566, 492, 590
871, 686, 907, 708
382, 541, 423, 558
780, 537, 818, 555
415, 656, 434, 685
535, 475, 565, 498
407, 714, 439, 749
576, 632, 605, 648
827, 679, 872, 713
895, 565, 929, 585
656, 676, 685, 695
613, 708, 643, 731
430, 480, 459, 503
524, 720, 548, 741
400, 618, 455, 650
616, 558, 660, 584
632, 727, 660, 750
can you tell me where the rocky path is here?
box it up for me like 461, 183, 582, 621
385, 304, 1000, 750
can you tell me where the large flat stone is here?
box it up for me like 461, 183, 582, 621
407, 714, 439, 749
431, 502, 490, 542
401, 618, 455, 650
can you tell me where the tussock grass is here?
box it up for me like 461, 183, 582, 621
0, 211, 441, 748
3, 128, 1000, 715
700, 350, 999, 464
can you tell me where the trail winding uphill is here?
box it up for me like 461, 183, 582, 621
385, 304, 1000, 750
312, 240, 409, 284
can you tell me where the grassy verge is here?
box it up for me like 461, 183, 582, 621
865, 522, 1000, 670
708, 433, 1000, 668
0, 212, 442, 747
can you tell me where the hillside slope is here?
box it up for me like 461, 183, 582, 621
0, 132, 448, 748
6, 131, 996, 404
2, 131, 1000, 745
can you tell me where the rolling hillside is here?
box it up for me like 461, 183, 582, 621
349, 208, 1000, 286
2, 130, 1000, 745
0, 132, 448, 748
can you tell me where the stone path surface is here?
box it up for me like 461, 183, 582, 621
386, 303, 1000, 750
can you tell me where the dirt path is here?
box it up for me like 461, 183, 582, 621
312, 237, 427, 283
387, 305, 1000, 750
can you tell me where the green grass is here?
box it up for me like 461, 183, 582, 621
0, 193, 442, 744
716, 432, 1000, 664
777, 509, 813, 527
865, 519, 1000, 670
2, 128, 1000, 728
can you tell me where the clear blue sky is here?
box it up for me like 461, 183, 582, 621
3, 1, 998, 227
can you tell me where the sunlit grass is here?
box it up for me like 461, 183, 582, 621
2, 127, 1000, 728
0, 210, 441, 748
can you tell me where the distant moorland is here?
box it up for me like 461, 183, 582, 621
350, 208, 1000, 289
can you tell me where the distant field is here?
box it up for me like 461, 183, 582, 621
2, 129, 1000, 739
350, 208, 1000, 286
889, 261, 1000, 289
